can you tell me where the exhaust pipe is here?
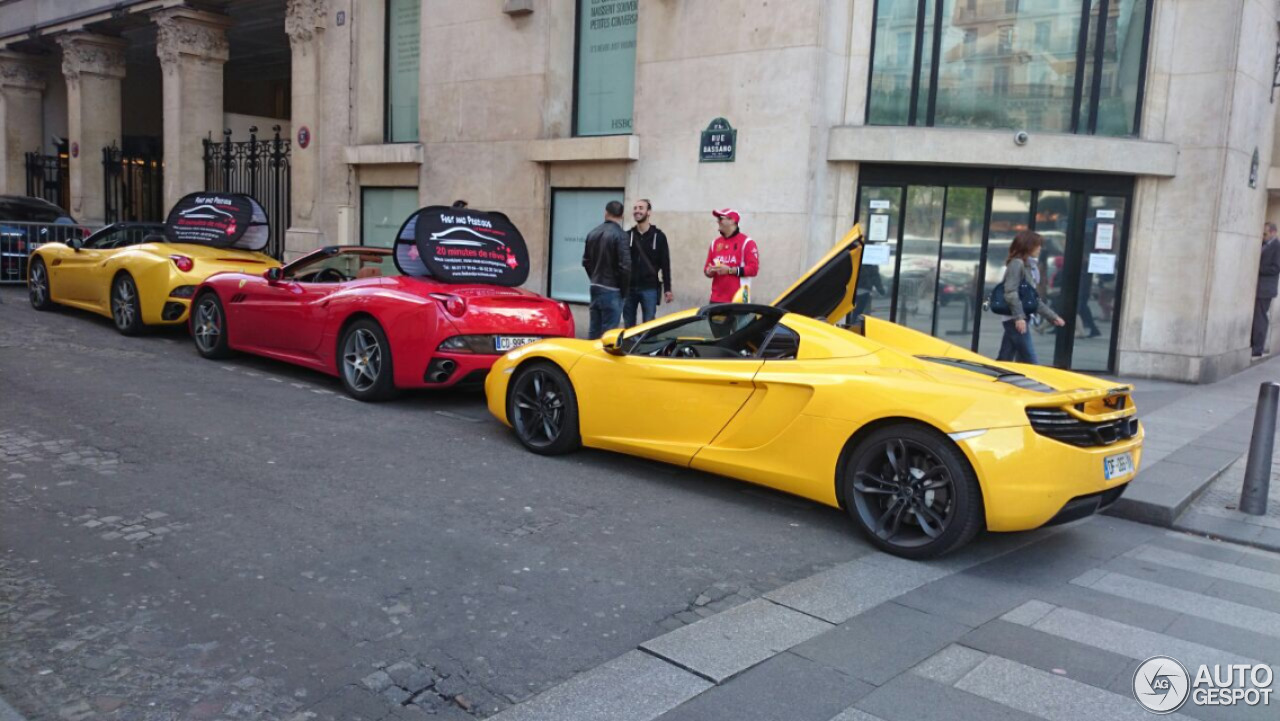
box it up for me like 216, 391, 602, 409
426, 358, 458, 383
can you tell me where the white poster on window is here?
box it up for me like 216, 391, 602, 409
1096, 209, 1117, 219
869, 200, 891, 210
575, 0, 638, 136
1095, 223, 1115, 250
1087, 253, 1117, 275
869, 214, 890, 242
863, 243, 891, 266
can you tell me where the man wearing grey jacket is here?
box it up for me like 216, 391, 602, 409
582, 200, 631, 340
1252, 222, 1280, 359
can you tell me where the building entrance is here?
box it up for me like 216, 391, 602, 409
855, 165, 1133, 372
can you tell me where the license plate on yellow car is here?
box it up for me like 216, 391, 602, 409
1104, 451, 1134, 480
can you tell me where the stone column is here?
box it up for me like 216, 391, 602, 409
155, 9, 230, 213
59, 34, 126, 225
284, 0, 327, 254
0, 52, 46, 196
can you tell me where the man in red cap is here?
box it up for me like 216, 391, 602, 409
704, 208, 759, 303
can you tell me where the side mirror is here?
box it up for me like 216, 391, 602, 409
265, 267, 282, 283
601, 328, 626, 356
68, 237, 83, 251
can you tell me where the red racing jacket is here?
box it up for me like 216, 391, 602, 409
704, 232, 760, 303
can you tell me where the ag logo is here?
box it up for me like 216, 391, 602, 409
1134, 656, 1190, 714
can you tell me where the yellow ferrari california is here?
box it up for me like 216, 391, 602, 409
486, 225, 1143, 558
27, 193, 279, 335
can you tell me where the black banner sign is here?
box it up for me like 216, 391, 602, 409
164, 192, 269, 251
393, 206, 529, 286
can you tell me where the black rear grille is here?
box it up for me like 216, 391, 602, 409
1026, 408, 1139, 447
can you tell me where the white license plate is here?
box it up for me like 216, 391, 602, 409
495, 336, 540, 352
1104, 451, 1134, 480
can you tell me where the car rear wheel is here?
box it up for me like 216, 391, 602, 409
338, 319, 398, 402
192, 292, 233, 359
28, 257, 52, 311
111, 273, 144, 336
841, 423, 983, 559
508, 362, 581, 455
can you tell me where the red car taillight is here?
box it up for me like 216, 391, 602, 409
558, 301, 572, 320
429, 292, 467, 318
169, 254, 194, 272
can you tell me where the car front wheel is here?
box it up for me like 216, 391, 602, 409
841, 423, 983, 559
192, 292, 233, 359
508, 362, 581, 455
28, 257, 52, 311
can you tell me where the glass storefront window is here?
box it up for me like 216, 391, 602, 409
361, 188, 420, 248
855, 187, 903, 323
935, 187, 986, 341
549, 189, 624, 303
385, 0, 421, 142
870, 0, 1152, 136
574, 0, 638, 136
898, 186, 945, 336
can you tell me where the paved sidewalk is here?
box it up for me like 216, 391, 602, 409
1106, 355, 1280, 541
490, 518, 1280, 721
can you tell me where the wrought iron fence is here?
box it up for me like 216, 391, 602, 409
203, 126, 291, 259
0, 221, 94, 285
24, 152, 69, 213
104, 144, 164, 224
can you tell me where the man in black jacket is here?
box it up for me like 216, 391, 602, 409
1253, 222, 1280, 359
623, 199, 672, 327
582, 200, 631, 339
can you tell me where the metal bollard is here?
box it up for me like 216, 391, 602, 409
1239, 382, 1280, 515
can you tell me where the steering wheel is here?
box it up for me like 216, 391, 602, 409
314, 267, 347, 283
674, 342, 699, 358
645, 338, 678, 357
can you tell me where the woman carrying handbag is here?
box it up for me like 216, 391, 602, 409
996, 230, 1065, 364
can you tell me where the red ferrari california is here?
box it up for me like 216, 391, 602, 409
188, 206, 575, 400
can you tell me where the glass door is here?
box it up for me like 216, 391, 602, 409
1067, 196, 1127, 371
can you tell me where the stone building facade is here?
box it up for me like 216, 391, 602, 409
0, 0, 1278, 383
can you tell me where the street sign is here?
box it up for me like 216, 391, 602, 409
700, 118, 736, 163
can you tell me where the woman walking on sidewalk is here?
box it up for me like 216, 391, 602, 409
997, 230, 1064, 364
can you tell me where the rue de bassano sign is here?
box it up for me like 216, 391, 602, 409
700, 118, 736, 163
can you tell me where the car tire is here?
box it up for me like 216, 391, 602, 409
192, 291, 233, 359
28, 257, 53, 311
338, 318, 399, 402
840, 423, 983, 559
111, 273, 144, 336
507, 361, 581, 456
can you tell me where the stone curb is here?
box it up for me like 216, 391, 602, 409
1104, 452, 1241, 527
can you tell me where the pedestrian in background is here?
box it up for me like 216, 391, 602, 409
704, 208, 759, 303
997, 230, 1064, 364
582, 200, 630, 340
623, 199, 672, 327
1252, 222, 1280, 359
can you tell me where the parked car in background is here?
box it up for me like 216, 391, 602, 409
27, 193, 279, 335
0, 195, 84, 283
189, 206, 575, 401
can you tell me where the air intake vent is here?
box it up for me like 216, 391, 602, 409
916, 356, 1054, 393
1026, 408, 1139, 447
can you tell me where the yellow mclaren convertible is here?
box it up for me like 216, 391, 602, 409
27, 193, 279, 335
486, 225, 1143, 558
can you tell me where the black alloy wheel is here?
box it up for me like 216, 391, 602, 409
508, 362, 581, 455
842, 423, 983, 559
